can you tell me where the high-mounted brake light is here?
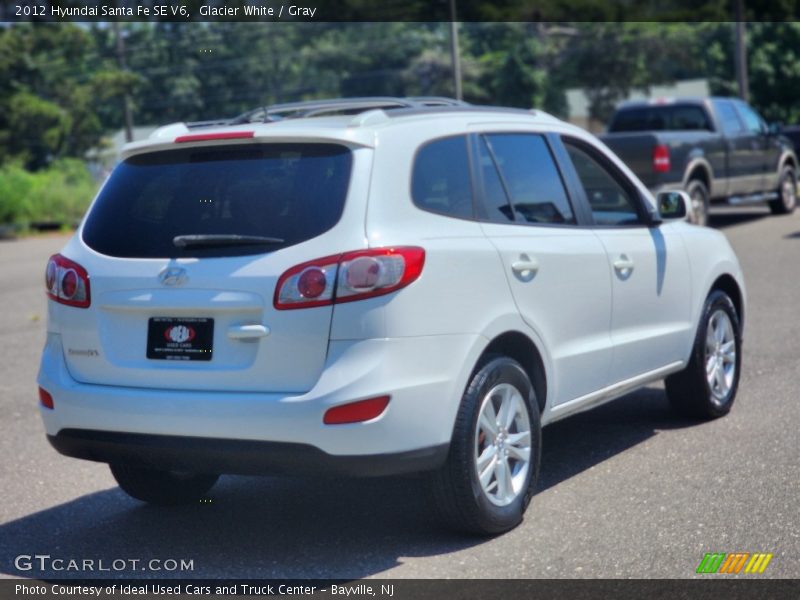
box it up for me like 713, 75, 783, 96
273, 247, 425, 310
653, 144, 671, 173
45, 254, 91, 308
174, 131, 255, 143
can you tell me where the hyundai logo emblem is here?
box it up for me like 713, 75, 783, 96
159, 266, 188, 286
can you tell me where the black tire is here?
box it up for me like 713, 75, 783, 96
768, 165, 797, 215
686, 179, 710, 226
431, 356, 541, 535
665, 290, 742, 419
110, 464, 218, 506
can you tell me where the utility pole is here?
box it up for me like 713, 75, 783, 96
113, 21, 134, 143
734, 0, 749, 102
449, 0, 462, 101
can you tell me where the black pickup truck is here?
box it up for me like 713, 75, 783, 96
600, 97, 797, 225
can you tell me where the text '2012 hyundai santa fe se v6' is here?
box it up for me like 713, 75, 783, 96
38, 97, 746, 535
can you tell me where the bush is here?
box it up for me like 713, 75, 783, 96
0, 163, 34, 225
0, 159, 98, 227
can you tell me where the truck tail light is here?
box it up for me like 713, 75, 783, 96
274, 247, 425, 310
45, 254, 91, 308
653, 144, 671, 173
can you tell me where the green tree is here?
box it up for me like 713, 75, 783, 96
748, 23, 800, 124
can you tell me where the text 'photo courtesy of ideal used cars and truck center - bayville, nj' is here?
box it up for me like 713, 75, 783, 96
1, 3, 799, 597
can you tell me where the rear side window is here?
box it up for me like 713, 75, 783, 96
609, 105, 712, 132
479, 133, 575, 225
734, 101, 765, 135
715, 100, 744, 135
411, 136, 474, 219
82, 144, 352, 258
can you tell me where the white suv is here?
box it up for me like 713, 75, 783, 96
38, 98, 745, 534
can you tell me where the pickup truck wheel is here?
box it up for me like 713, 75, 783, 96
769, 166, 797, 215
110, 464, 219, 505
430, 356, 541, 535
686, 180, 710, 226
665, 290, 741, 419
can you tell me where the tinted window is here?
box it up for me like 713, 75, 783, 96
563, 141, 642, 226
609, 105, 712, 132
476, 137, 514, 222
83, 144, 352, 258
480, 134, 575, 225
412, 136, 474, 219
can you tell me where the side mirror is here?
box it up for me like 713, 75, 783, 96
656, 190, 691, 222
768, 122, 783, 135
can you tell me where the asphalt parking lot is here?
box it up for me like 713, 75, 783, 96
1, 207, 798, 580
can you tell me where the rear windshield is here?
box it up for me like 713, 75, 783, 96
609, 105, 712, 133
82, 143, 352, 258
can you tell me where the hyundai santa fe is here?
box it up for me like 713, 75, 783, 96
38, 97, 746, 534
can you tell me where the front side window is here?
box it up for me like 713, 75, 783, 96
478, 133, 575, 225
563, 140, 642, 226
411, 136, 474, 219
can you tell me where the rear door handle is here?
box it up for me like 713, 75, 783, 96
227, 324, 270, 340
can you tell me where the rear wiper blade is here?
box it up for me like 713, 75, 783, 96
173, 234, 285, 249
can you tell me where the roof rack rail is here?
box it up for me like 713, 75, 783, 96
228, 96, 469, 125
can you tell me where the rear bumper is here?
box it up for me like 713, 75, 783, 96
38, 332, 484, 474
48, 429, 448, 477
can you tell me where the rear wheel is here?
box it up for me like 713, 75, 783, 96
431, 356, 541, 535
110, 464, 218, 506
769, 165, 797, 215
665, 290, 741, 419
686, 179, 710, 226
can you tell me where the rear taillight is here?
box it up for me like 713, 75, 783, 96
653, 144, 671, 173
45, 254, 91, 308
274, 247, 425, 310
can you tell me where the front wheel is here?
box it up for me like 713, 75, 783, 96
110, 464, 219, 506
665, 290, 742, 419
431, 356, 541, 535
769, 165, 797, 215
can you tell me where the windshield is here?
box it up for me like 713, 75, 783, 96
82, 143, 352, 258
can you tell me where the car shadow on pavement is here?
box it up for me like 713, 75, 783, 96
539, 387, 694, 493
708, 208, 769, 229
0, 388, 698, 580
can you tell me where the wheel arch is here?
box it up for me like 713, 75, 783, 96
683, 159, 713, 193
476, 331, 547, 414
779, 151, 797, 173
710, 273, 745, 331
